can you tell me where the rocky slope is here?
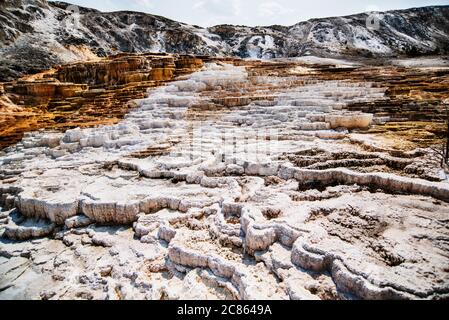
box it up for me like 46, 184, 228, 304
1, 0, 448, 81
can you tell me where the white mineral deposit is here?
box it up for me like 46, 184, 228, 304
0, 0, 448, 301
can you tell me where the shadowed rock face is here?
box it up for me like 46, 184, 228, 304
0, 56, 448, 300
1, 0, 448, 80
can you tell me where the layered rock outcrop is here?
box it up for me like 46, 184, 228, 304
0, 53, 204, 150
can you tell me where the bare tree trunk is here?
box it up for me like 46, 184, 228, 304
445, 110, 449, 165
445, 104, 449, 167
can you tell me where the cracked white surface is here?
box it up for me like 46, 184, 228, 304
1, 62, 448, 300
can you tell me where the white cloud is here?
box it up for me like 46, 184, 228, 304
193, 0, 240, 17
58, 0, 449, 27
192, 0, 242, 26
133, 0, 154, 10
258, 1, 292, 19
365, 4, 382, 12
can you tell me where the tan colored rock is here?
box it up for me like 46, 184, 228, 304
325, 113, 373, 129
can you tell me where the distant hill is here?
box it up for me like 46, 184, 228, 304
1, 0, 448, 81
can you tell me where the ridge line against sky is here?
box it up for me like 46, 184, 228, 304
50, 0, 448, 27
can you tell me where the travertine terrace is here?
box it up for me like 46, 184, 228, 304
0, 53, 205, 149
0, 55, 448, 300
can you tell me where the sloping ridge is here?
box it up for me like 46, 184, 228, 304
0, 0, 448, 81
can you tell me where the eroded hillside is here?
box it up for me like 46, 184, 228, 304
1, 0, 448, 80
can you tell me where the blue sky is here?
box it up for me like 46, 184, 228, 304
54, 0, 448, 27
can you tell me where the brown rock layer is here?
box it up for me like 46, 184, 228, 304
0, 53, 205, 150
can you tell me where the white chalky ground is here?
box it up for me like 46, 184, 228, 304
0, 63, 448, 300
